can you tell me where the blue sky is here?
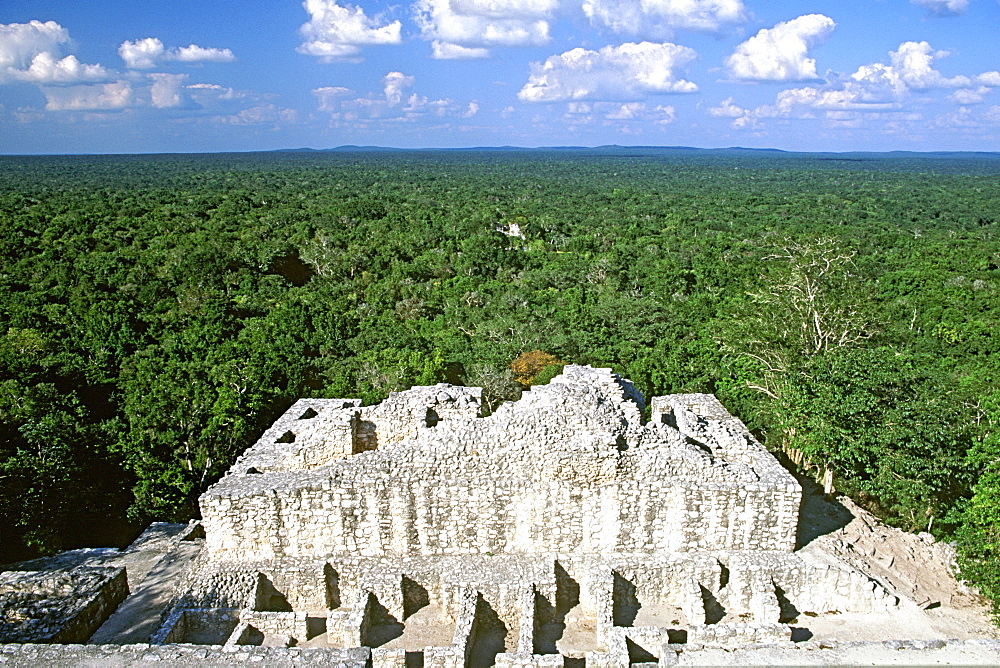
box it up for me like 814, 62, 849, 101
1, 0, 998, 153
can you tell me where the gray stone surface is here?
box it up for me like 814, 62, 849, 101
0, 567, 128, 643
1, 639, 997, 666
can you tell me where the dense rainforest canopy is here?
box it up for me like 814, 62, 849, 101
0, 148, 998, 619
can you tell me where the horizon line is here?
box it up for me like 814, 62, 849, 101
3, 144, 1000, 158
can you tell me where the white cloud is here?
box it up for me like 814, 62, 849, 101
583, 0, 747, 38
1, 20, 110, 84
186, 83, 242, 105
725, 14, 835, 82
313, 86, 352, 111
518, 41, 698, 103
708, 96, 747, 118
708, 96, 757, 127
712, 40, 997, 131
562, 100, 678, 126
173, 44, 235, 64
149, 73, 187, 108
948, 87, 990, 105
451, 0, 558, 18
911, 0, 969, 16
654, 104, 676, 124
42, 82, 133, 111
314, 71, 476, 125
16, 52, 109, 84
220, 104, 298, 126
978, 72, 1000, 87
383, 71, 414, 105
462, 101, 480, 117
118, 38, 163, 69
431, 40, 490, 60
414, 0, 555, 58
298, 0, 402, 62
119, 37, 234, 69
0, 21, 66, 71
606, 102, 645, 119
890, 41, 970, 89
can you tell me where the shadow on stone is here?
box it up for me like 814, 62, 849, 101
626, 637, 657, 663
787, 466, 853, 550
306, 616, 326, 640
701, 585, 726, 625
324, 564, 341, 609
255, 574, 292, 612
613, 572, 641, 627
467, 594, 509, 666
533, 590, 562, 654
403, 576, 429, 620
774, 583, 801, 624
362, 594, 404, 648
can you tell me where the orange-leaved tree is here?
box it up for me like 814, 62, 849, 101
510, 350, 564, 387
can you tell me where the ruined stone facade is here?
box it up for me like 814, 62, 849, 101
150, 365, 899, 665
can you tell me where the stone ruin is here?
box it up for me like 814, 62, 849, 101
0, 566, 127, 644
146, 365, 900, 666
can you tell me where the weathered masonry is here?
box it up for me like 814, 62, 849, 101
201, 368, 800, 559
150, 365, 897, 665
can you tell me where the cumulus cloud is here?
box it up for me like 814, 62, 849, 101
708, 96, 757, 127
414, 0, 556, 58
654, 104, 676, 124
518, 41, 698, 103
605, 101, 645, 119
1, 20, 110, 84
313, 86, 352, 111
583, 0, 747, 38
42, 82, 133, 111
562, 100, 678, 127
711, 40, 999, 130
383, 71, 414, 105
948, 86, 990, 105
119, 38, 235, 69
149, 73, 188, 108
431, 40, 490, 60
314, 71, 476, 125
297, 0, 402, 62
219, 104, 298, 126
16, 52, 110, 84
708, 96, 747, 118
978, 72, 1000, 87
186, 83, 242, 104
911, 0, 969, 16
890, 41, 970, 89
725, 14, 835, 82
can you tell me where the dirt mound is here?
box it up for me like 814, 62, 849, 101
796, 475, 997, 641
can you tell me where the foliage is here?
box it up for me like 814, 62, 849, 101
510, 350, 564, 387
0, 149, 999, 618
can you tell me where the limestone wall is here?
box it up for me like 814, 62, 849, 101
3, 639, 999, 666
201, 367, 800, 561
202, 474, 798, 560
